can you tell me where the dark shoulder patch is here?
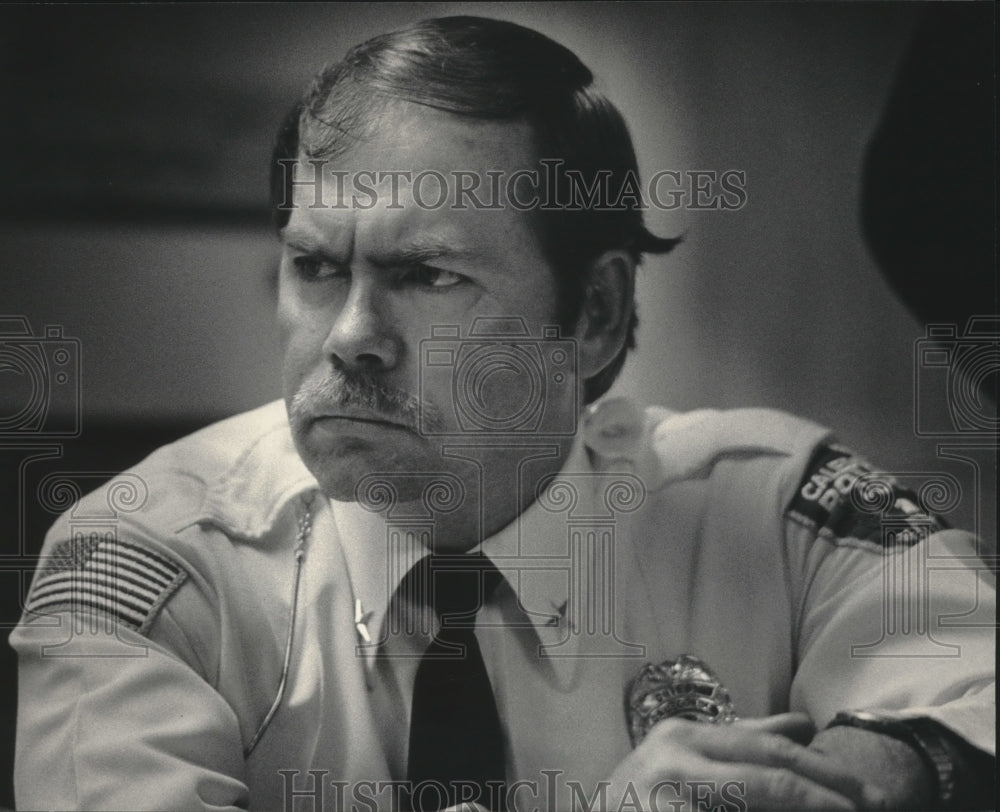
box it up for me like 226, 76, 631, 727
785, 444, 948, 547
25, 535, 187, 634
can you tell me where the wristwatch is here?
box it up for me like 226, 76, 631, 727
827, 711, 956, 809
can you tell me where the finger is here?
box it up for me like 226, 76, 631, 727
736, 712, 816, 745
654, 760, 859, 812
693, 726, 871, 809
742, 763, 861, 811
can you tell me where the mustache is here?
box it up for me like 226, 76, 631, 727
289, 369, 443, 432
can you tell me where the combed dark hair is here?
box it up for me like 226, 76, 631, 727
271, 16, 679, 403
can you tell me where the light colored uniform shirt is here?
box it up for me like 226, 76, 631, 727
11, 397, 996, 811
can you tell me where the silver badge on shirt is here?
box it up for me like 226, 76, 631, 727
626, 654, 738, 746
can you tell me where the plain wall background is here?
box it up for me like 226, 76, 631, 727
2, 3, 995, 528
4, 2, 924, 425
0, 4, 918, 409
4, 3, 991, 528
1, 3, 996, 804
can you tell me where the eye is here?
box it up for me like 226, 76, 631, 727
403, 265, 467, 289
290, 255, 347, 282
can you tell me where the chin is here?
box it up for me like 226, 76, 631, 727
297, 436, 458, 509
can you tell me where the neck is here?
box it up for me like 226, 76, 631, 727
406, 439, 578, 553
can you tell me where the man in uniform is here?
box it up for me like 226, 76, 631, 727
11, 16, 995, 811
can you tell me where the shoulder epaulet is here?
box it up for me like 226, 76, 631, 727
647, 406, 829, 486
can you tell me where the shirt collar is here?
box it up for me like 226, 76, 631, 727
190, 397, 663, 677
187, 400, 319, 539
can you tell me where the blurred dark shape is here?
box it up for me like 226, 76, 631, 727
0, 4, 284, 226
861, 3, 997, 331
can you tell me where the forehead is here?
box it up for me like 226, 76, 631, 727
314, 100, 540, 178
284, 102, 548, 261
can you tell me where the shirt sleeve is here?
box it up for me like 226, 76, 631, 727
10, 561, 251, 811
788, 517, 996, 757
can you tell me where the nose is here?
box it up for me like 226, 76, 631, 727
321, 278, 400, 371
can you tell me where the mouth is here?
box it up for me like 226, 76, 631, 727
310, 410, 413, 432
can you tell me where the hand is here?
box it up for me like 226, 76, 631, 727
808, 725, 936, 810
604, 712, 885, 811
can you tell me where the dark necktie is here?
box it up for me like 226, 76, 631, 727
405, 554, 507, 811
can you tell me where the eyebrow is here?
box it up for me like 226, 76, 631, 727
369, 239, 482, 268
279, 225, 348, 263
281, 225, 482, 267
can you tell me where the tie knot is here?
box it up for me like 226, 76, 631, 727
418, 554, 502, 623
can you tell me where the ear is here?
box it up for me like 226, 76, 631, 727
572, 249, 636, 379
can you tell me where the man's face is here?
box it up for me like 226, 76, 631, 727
278, 101, 573, 503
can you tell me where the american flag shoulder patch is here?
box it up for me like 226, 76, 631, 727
24, 536, 187, 634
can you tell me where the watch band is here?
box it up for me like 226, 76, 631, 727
827, 711, 957, 809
